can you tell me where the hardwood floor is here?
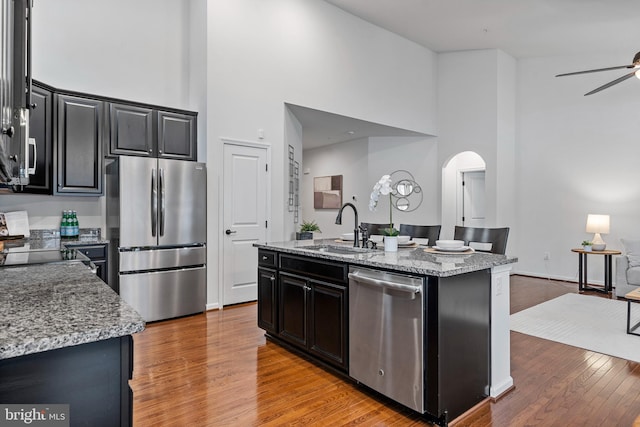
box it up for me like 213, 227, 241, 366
130, 276, 640, 426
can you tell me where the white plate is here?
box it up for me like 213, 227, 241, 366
340, 233, 354, 241
412, 238, 429, 246
398, 241, 418, 247
432, 245, 471, 252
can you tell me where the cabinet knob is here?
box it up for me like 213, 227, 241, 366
270, 276, 275, 282
304, 285, 312, 291
1, 126, 14, 137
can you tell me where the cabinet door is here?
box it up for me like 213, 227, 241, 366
258, 267, 278, 334
24, 84, 53, 193
157, 110, 196, 160
109, 103, 154, 157
54, 94, 104, 195
278, 273, 308, 348
93, 259, 108, 284
309, 279, 348, 369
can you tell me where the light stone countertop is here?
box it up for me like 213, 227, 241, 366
0, 263, 145, 360
254, 238, 517, 277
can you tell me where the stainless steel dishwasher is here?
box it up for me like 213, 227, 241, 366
348, 266, 425, 413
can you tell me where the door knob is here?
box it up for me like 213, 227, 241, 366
225, 229, 236, 235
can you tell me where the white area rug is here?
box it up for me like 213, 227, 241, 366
510, 293, 640, 363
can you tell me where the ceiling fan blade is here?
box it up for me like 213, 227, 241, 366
584, 71, 637, 96
556, 64, 636, 77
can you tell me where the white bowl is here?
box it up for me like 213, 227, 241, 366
340, 232, 354, 241
397, 235, 411, 245
435, 239, 465, 249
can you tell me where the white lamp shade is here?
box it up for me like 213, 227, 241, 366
586, 214, 610, 234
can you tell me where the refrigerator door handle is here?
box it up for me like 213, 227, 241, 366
151, 168, 157, 237
159, 168, 165, 236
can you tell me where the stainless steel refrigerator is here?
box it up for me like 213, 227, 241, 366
106, 156, 207, 322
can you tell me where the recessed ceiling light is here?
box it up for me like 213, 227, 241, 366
346, 130, 355, 135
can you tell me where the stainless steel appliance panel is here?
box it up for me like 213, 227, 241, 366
119, 156, 158, 247
119, 266, 206, 322
157, 159, 206, 246
349, 266, 425, 413
119, 246, 206, 272
0, 0, 29, 186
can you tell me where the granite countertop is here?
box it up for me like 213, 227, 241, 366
0, 263, 145, 360
255, 239, 518, 277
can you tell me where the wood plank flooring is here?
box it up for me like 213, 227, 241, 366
130, 276, 640, 426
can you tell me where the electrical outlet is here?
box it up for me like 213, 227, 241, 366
544, 252, 551, 261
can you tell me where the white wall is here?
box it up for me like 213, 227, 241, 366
206, 0, 438, 307
9, 0, 632, 303
441, 152, 486, 240
302, 136, 439, 238
516, 50, 640, 284
437, 49, 517, 250
0, 194, 104, 230
284, 106, 304, 240
32, 0, 194, 109
0, 0, 204, 233
302, 137, 369, 238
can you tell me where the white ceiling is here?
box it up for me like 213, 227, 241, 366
296, 0, 640, 149
288, 104, 429, 150
324, 0, 640, 59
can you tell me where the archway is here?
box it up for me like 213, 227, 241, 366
441, 151, 486, 239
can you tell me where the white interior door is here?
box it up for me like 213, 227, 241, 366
462, 170, 486, 227
223, 143, 268, 306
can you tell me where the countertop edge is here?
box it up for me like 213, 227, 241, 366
254, 240, 518, 277
0, 263, 145, 361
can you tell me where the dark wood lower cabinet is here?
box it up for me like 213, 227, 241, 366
278, 273, 309, 348
308, 279, 347, 368
0, 336, 134, 427
257, 267, 277, 334
257, 251, 348, 372
277, 271, 347, 371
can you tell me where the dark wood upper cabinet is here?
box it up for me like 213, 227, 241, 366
18, 80, 197, 196
107, 104, 196, 161
23, 82, 53, 193
109, 103, 154, 157
157, 111, 196, 160
53, 93, 104, 196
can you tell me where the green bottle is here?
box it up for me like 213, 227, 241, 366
72, 210, 79, 237
60, 211, 66, 238
61, 210, 70, 238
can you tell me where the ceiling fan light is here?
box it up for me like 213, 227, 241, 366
636, 69, 640, 80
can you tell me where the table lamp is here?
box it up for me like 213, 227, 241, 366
586, 214, 610, 251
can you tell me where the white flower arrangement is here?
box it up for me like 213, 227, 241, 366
369, 174, 399, 236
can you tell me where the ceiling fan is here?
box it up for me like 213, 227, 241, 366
556, 51, 640, 96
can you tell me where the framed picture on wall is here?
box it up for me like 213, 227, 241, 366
313, 175, 343, 209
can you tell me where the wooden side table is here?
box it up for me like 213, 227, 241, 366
571, 248, 621, 293
625, 288, 640, 336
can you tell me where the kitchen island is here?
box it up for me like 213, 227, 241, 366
254, 239, 517, 426
0, 260, 144, 426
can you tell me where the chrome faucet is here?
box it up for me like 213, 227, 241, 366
335, 202, 359, 247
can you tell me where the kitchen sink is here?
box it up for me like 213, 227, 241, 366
302, 245, 377, 255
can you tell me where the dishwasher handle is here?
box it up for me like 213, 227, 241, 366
348, 271, 422, 294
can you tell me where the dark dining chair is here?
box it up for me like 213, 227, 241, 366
453, 226, 510, 255
359, 222, 391, 236
399, 224, 441, 246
